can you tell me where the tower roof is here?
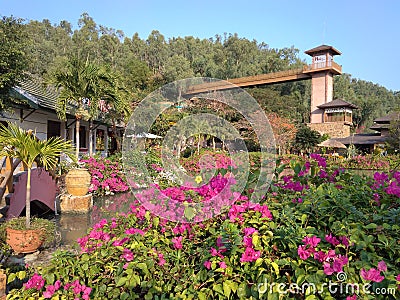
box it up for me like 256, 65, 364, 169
373, 111, 400, 123
305, 45, 341, 56
317, 99, 358, 109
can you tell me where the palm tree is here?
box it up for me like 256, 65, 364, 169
51, 57, 116, 158
0, 122, 75, 228
94, 71, 131, 154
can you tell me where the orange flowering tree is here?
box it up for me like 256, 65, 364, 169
267, 113, 297, 154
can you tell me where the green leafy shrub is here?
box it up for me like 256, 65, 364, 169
6, 154, 400, 299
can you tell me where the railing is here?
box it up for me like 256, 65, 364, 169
303, 61, 342, 73
0, 157, 22, 199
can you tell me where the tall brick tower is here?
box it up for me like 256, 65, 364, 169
303, 45, 342, 124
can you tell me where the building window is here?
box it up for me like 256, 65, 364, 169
80, 126, 86, 148
326, 112, 344, 122
96, 129, 105, 150
47, 120, 61, 139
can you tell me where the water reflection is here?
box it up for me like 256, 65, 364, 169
56, 192, 134, 246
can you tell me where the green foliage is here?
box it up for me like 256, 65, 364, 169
6, 155, 400, 299
0, 16, 30, 109
386, 115, 400, 153
0, 121, 75, 228
2, 13, 398, 141
0, 122, 75, 170
293, 126, 322, 154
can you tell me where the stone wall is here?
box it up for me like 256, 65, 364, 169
307, 122, 351, 138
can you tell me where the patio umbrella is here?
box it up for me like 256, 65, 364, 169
317, 139, 347, 149
126, 133, 163, 139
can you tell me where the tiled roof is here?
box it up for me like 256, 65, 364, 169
370, 123, 389, 131
317, 99, 358, 109
10, 76, 76, 114
334, 134, 387, 145
304, 45, 341, 56
373, 112, 400, 123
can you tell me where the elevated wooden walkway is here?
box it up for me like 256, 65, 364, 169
185, 61, 342, 96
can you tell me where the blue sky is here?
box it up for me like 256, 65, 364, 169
1, 0, 399, 92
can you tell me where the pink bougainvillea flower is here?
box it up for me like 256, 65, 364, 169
54, 280, 61, 290
396, 274, 400, 281
243, 227, 258, 236
158, 252, 166, 266
112, 237, 129, 247
360, 268, 384, 282
377, 260, 387, 272
323, 263, 335, 276
324, 255, 348, 275
339, 236, 350, 247
172, 236, 183, 249
121, 248, 134, 261
346, 295, 357, 300
240, 247, 261, 262
325, 233, 340, 246
210, 247, 218, 257
24, 273, 45, 290
216, 237, 224, 248
302, 235, 321, 247
204, 260, 211, 270
243, 236, 253, 248
43, 285, 56, 298
125, 228, 145, 235
219, 261, 227, 269
297, 245, 312, 260
314, 250, 327, 263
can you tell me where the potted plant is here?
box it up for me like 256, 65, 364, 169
0, 122, 75, 253
1, 217, 56, 253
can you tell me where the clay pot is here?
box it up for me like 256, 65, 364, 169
65, 168, 91, 196
6, 227, 44, 254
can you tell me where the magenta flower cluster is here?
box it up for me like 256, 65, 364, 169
360, 261, 387, 283
240, 227, 261, 262
298, 233, 350, 276
24, 274, 92, 299
81, 156, 129, 195
344, 154, 390, 170
371, 171, 400, 204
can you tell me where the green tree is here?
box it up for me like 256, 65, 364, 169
385, 112, 400, 153
163, 54, 194, 82
51, 57, 115, 158
293, 126, 321, 154
0, 16, 30, 109
71, 13, 100, 61
0, 122, 74, 228
24, 19, 73, 76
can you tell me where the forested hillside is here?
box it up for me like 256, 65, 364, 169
2, 13, 399, 131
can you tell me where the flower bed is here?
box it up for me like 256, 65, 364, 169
6, 154, 400, 299
81, 155, 129, 196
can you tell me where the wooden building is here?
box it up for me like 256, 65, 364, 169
334, 111, 400, 153
0, 77, 117, 157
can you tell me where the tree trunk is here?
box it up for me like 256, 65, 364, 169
89, 118, 93, 157
213, 137, 216, 151
75, 118, 80, 159
25, 166, 31, 229
197, 135, 201, 154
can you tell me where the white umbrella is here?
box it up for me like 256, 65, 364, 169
317, 139, 347, 149
126, 133, 162, 139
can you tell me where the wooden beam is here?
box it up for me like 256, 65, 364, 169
185, 68, 310, 96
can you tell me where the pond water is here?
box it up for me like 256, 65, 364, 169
54, 192, 134, 246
